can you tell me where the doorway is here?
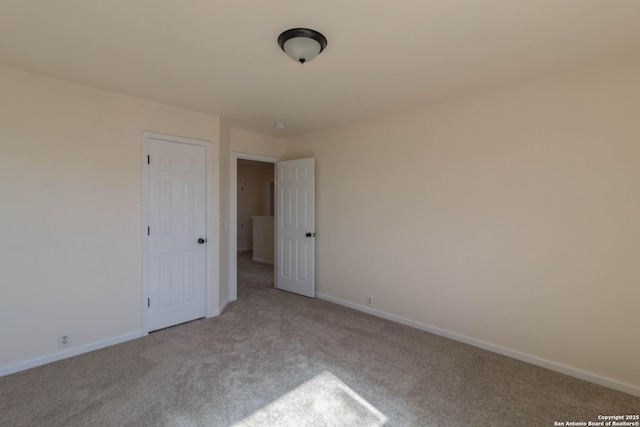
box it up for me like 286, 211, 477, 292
230, 153, 278, 301
236, 159, 275, 295
230, 154, 316, 301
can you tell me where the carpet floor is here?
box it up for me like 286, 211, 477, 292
1, 251, 638, 426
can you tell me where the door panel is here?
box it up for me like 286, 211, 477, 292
148, 138, 206, 332
276, 158, 315, 297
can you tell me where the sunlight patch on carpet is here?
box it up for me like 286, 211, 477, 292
233, 371, 388, 426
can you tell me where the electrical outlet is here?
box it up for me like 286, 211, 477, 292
367, 296, 373, 306
58, 333, 71, 348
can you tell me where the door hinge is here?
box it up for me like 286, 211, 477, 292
147, 298, 150, 307
147, 155, 150, 165
147, 226, 150, 236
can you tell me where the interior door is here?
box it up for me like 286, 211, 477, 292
147, 138, 207, 332
276, 158, 315, 297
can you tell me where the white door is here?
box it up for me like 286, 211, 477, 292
276, 158, 315, 297
147, 138, 207, 332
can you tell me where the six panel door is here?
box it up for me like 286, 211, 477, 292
147, 138, 207, 332
276, 158, 315, 298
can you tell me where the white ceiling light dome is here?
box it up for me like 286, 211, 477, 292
278, 28, 328, 64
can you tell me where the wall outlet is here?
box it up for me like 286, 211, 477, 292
367, 296, 373, 306
58, 333, 71, 348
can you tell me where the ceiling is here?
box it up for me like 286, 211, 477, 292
1, 1, 639, 137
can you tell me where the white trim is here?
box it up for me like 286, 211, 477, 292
142, 131, 214, 335
231, 152, 279, 301
252, 257, 274, 266
0, 331, 141, 377
210, 297, 232, 317
316, 293, 640, 398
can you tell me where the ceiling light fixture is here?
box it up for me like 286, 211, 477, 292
278, 28, 328, 64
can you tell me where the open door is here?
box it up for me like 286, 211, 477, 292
276, 158, 315, 297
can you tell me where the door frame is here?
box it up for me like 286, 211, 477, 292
230, 152, 279, 301
141, 131, 213, 336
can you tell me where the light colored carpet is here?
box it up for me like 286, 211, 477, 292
233, 371, 387, 427
1, 250, 638, 426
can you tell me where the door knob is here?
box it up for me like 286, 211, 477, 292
198, 238, 206, 244
305, 232, 316, 237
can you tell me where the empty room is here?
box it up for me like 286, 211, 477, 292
1, 1, 639, 426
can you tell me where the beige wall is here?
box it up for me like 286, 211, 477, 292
284, 58, 640, 391
231, 128, 286, 159
0, 66, 221, 370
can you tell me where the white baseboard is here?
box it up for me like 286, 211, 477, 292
316, 293, 640, 398
0, 331, 142, 378
211, 296, 232, 317
252, 257, 274, 266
